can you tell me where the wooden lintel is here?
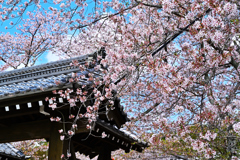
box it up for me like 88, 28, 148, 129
0, 118, 89, 143
0, 110, 40, 120
0, 119, 51, 143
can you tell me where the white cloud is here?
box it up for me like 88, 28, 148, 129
5, 63, 25, 71
5, 67, 14, 71
45, 51, 59, 62
3, 52, 59, 72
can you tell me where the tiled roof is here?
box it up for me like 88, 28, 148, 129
0, 50, 145, 154
0, 51, 129, 125
0, 143, 25, 159
0, 53, 99, 100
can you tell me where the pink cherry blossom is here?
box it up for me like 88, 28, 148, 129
60, 135, 65, 141
60, 3, 65, 8
58, 129, 63, 133
68, 130, 74, 136
102, 132, 107, 138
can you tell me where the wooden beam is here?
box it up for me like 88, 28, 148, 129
0, 91, 54, 108
0, 110, 40, 120
0, 119, 51, 143
0, 117, 88, 143
0, 101, 44, 120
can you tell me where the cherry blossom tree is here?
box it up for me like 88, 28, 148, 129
1, 0, 240, 159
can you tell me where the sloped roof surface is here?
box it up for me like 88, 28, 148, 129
0, 50, 145, 156
0, 53, 99, 99
0, 143, 25, 159
0, 51, 129, 125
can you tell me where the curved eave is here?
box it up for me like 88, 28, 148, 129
95, 119, 148, 153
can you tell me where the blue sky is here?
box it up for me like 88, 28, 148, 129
0, 2, 61, 68
0, 0, 100, 70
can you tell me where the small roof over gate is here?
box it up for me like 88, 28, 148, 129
0, 49, 148, 159
0, 143, 26, 160
0, 53, 96, 99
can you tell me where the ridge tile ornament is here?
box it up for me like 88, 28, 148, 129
0, 50, 148, 160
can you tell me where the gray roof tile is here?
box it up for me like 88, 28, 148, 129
0, 143, 25, 159
0, 53, 98, 100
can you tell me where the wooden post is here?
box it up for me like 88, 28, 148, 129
70, 141, 77, 160
48, 122, 63, 160
48, 122, 78, 160
97, 145, 111, 160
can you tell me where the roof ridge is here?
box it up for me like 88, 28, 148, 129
0, 53, 96, 86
